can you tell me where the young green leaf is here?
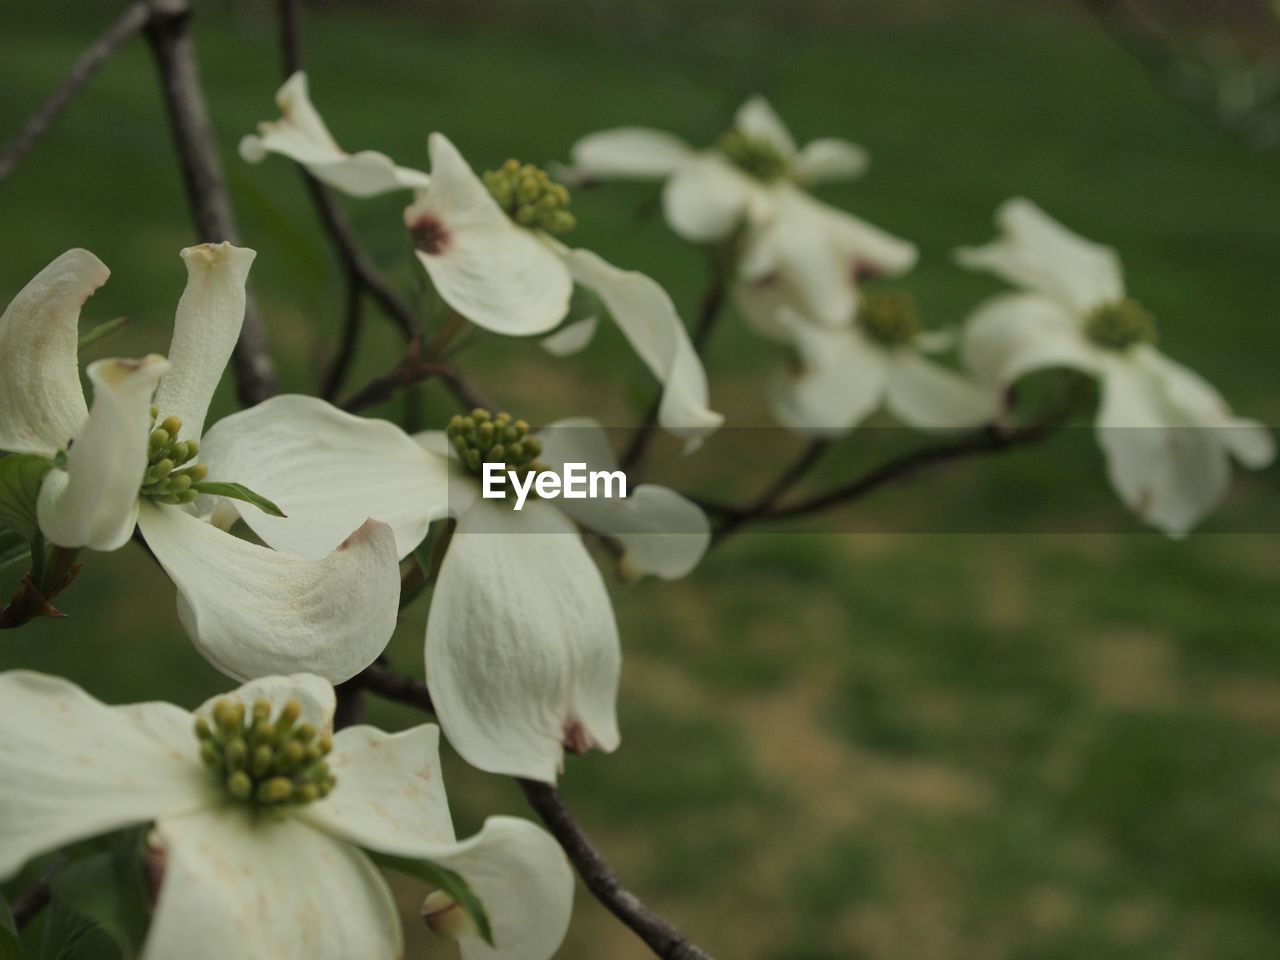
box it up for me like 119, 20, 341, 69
190, 482, 286, 518
0, 529, 29, 575
0, 455, 53, 543
367, 852, 493, 945
0, 928, 21, 960
77, 317, 128, 351
49, 833, 148, 960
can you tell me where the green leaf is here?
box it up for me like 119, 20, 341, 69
0, 528, 30, 575
77, 317, 128, 351
0, 456, 53, 543
0, 928, 22, 960
368, 852, 493, 944
49, 834, 148, 960
191, 481, 286, 518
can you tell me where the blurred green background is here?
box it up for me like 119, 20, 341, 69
3, 0, 1280, 957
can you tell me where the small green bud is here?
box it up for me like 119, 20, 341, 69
257, 777, 294, 804
160, 415, 182, 437
226, 771, 253, 800
223, 737, 247, 771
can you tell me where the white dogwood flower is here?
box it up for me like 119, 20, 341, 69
770, 291, 995, 436
198, 397, 711, 782
240, 73, 720, 440
958, 198, 1275, 535
0, 246, 400, 681
565, 95, 918, 328
0, 670, 573, 960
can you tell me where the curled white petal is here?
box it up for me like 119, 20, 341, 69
0, 249, 103, 456
561, 247, 722, 438
427, 498, 620, 782
960, 292, 1100, 388
153, 243, 256, 441
661, 154, 754, 243
734, 95, 797, 157
405, 133, 571, 335
239, 71, 430, 196
137, 503, 400, 683
883, 352, 997, 430
792, 137, 869, 184
567, 127, 693, 180
199, 394, 446, 561
145, 807, 401, 960
768, 321, 888, 436
0, 671, 209, 881
37, 355, 170, 551
541, 316, 599, 357
956, 198, 1125, 313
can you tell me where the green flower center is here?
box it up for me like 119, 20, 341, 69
141, 408, 206, 505
196, 697, 335, 809
482, 160, 576, 234
717, 128, 790, 183
447, 408, 544, 479
1084, 298, 1158, 350
858, 289, 921, 348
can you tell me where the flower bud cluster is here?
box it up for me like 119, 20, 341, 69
483, 159, 576, 234
141, 408, 207, 505
1084, 297, 1158, 350
858, 289, 921, 348
196, 697, 336, 809
717, 128, 790, 182
447, 408, 544, 476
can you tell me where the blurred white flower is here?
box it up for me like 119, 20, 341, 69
199, 399, 711, 783
566, 95, 917, 327
770, 291, 995, 437
0, 246, 401, 681
0, 670, 573, 960
958, 198, 1275, 535
241, 73, 721, 441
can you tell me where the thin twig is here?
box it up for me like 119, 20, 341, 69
711, 439, 829, 544
519, 781, 716, 960
143, 0, 279, 407
321, 278, 364, 401
358, 662, 434, 713
0, 4, 150, 184
341, 354, 488, 413
11, 855, 66, 930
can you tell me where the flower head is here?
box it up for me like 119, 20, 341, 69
0, 246, 401, 681
958, 198, 1275, 535
0, 670, 573, 960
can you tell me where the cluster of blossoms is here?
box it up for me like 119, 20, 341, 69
1, 67, 1272, 960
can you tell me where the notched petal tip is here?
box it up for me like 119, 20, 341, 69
179, 241, 257, 270
338, 517, 393, 552
86, 353, 171, 391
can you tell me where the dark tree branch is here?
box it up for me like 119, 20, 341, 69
0, 3, 150, 185
710, 439, 829, 544
519, 781, 715, 960
11, 855, 66, 931
143, 0, 279, 407
341, 354, 489, 413
358, 662, 434, 712
321, 278, 364, 401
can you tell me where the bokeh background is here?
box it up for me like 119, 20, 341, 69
3, 0, 1280, 957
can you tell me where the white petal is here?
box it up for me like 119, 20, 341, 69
740, 203, 856, 326
0, 671, 210, 881
562, 247, 722, 437
791, 137, 869, 184
567, 127, 694, 179
883, 352, 998, 429
537, 417, 711, 579
960, 292, 1100, 387
661, 154, 753, 243
239, 71, 430, 197
196, 674, 337, 733
0, 249, 102, 456
768, 321, 887, 436
145, 807, 401, 960
136, 502, 400, 682
300, 726, 573, 960
405, 133, 571, 336
540, 316, 599, 357
734, 95, 797, 157
152, 243, 255, 441
956, 198, 1125, 313
427, 498, 620, 782
198, 394, 446, 561
1096, 358, 1230, 536
817, 197, 919, 282
37, 355, 169, 551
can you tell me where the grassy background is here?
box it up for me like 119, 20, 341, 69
3, 1, 1280, 957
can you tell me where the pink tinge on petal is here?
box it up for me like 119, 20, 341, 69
562, 717, 593, 756
851, 259, 887, 284
409, 213, 452, 256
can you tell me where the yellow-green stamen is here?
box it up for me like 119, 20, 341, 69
447, 408, 544, 480
482, 160, 576, 234
196, 697, 335, 809
141, 407, 206, 504
717, 128, 790, 182
1084, 297, 1158, 350
858, 289, 921, 348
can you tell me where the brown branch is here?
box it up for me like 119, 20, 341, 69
11, 855, 66, 930
341, 354, 488, 413
321, 278, 364, 401
519, 781, 715, 960
0, 4, 150, 184
143, 0, 279, 407
358, 662, 434, 712
710, 439, 829, 544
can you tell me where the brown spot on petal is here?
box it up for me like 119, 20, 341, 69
563, 718, 593, 756
144, 839, 168, 910
409, 213, 451, 256
851, 260, 886, 284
